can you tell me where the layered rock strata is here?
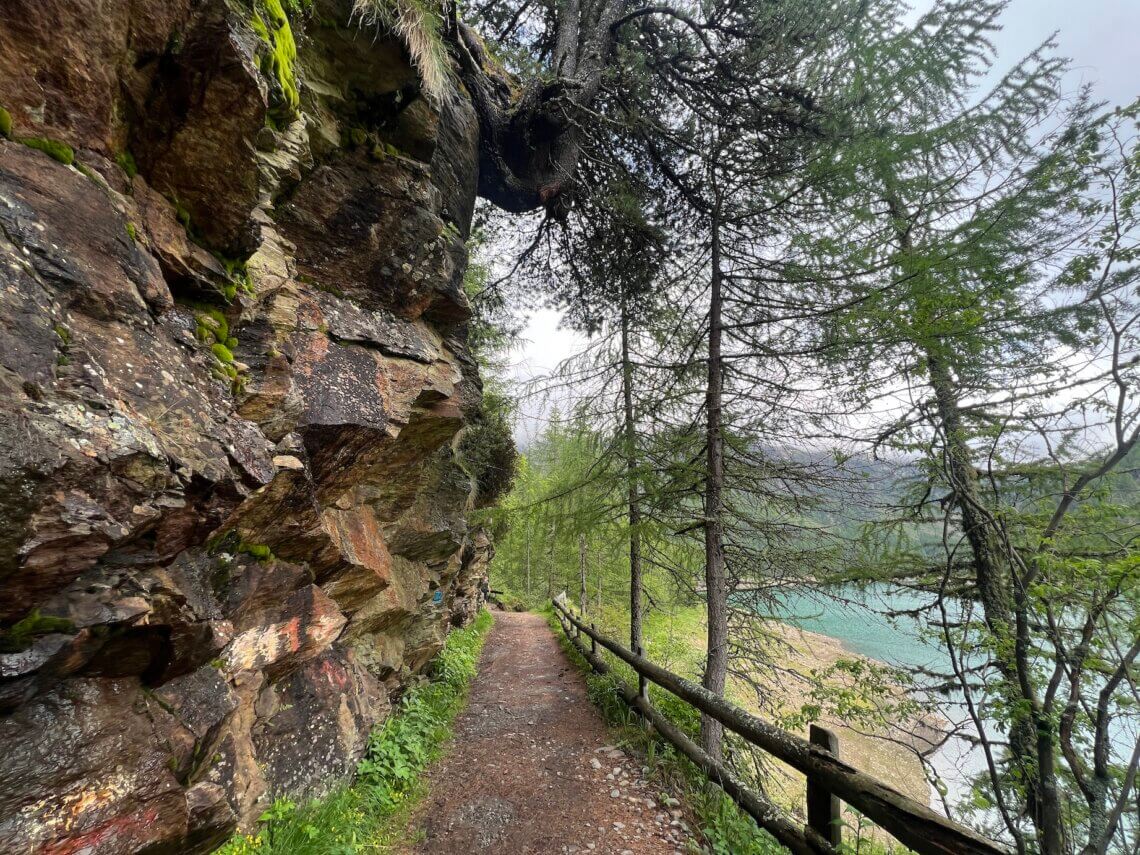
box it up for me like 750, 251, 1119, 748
0, 1, 495, 850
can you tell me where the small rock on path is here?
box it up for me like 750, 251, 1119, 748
410, 611, 689, 854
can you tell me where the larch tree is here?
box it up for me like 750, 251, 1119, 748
783, 2, 1140, 849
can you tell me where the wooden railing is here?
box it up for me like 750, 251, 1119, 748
551, 598, 1008, 855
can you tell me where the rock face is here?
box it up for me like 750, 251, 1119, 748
0, 1, 496, 851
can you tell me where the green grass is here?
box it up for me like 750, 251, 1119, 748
216, 609, 494, 854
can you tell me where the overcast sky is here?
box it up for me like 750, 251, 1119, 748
505, 0, 1140, 444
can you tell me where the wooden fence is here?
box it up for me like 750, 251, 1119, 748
551, 598, 1009, 855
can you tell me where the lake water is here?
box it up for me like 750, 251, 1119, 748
768, 584, 947, 670
766, 584, 982, 812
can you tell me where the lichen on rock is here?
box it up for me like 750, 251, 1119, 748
0, 0, 495, 851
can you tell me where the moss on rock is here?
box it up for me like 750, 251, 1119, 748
0, 610, 75, 653
211, 342, 235, 364
116, 150, 138, 179
252, 0, 301, 125
0, 107, 12, 139
238, 542, 274, 562
20, 137, 75, 165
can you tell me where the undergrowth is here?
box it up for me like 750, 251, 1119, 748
544, 607, 911, 855
216, 609, 494, 854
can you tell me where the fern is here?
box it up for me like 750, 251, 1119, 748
351, 0, 452, 102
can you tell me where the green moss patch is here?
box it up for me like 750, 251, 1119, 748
20, 137, 75, 165
217, 255, 256, 301
116, 150, 138, 179
252, 0, 301, 125
0, 610, 75, 653
189, 303, 248, 394
0, 107, 12, 139
238, 542, 274, 562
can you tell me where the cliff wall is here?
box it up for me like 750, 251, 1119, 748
0, 1, 494, 850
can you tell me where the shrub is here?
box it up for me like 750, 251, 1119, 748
459, 386, 517, 507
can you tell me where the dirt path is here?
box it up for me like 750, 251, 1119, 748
409, 611, 690, 855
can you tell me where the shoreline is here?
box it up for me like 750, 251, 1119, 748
759, 620, 943, 810
645, 606, 941, 821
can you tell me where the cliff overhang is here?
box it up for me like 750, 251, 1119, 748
0, 0, 495, 850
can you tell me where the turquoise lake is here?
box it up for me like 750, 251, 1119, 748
766, 584, 948, 669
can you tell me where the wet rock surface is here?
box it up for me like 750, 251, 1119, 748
0, 0, 494, 851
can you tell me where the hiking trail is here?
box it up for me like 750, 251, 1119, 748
409, 611, 693, 854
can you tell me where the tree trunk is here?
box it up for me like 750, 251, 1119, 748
926, 351, 1064, 854
449, 0, 631, 214
546, 521, 557, 599
622, 291, 645, 654
525, 519, 532, 598
701, 196, 729, 759
883, 175, 1063, 851
596, 552, 603, 614
579, 533, 588, 614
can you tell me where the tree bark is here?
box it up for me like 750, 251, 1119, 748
448, 0, 631, 214
525, 518, 532, 598
621, 290, 645, 654
883, 178, 1063, 851
579, 533, 588, 615
926, 352, 1064, 854
546, 520, 557, 598
701, 194, 729, 759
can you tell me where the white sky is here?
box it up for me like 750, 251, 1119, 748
505, 0, 1140, 444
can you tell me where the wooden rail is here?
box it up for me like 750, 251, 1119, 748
552, 599, 1009, 855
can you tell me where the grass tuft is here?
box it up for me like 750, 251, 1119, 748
351, 0, 451, 102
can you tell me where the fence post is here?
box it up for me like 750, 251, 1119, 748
807, 724, 842, 847
590, 623, 597, 656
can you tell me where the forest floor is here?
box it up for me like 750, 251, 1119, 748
405, 611, 693, 855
